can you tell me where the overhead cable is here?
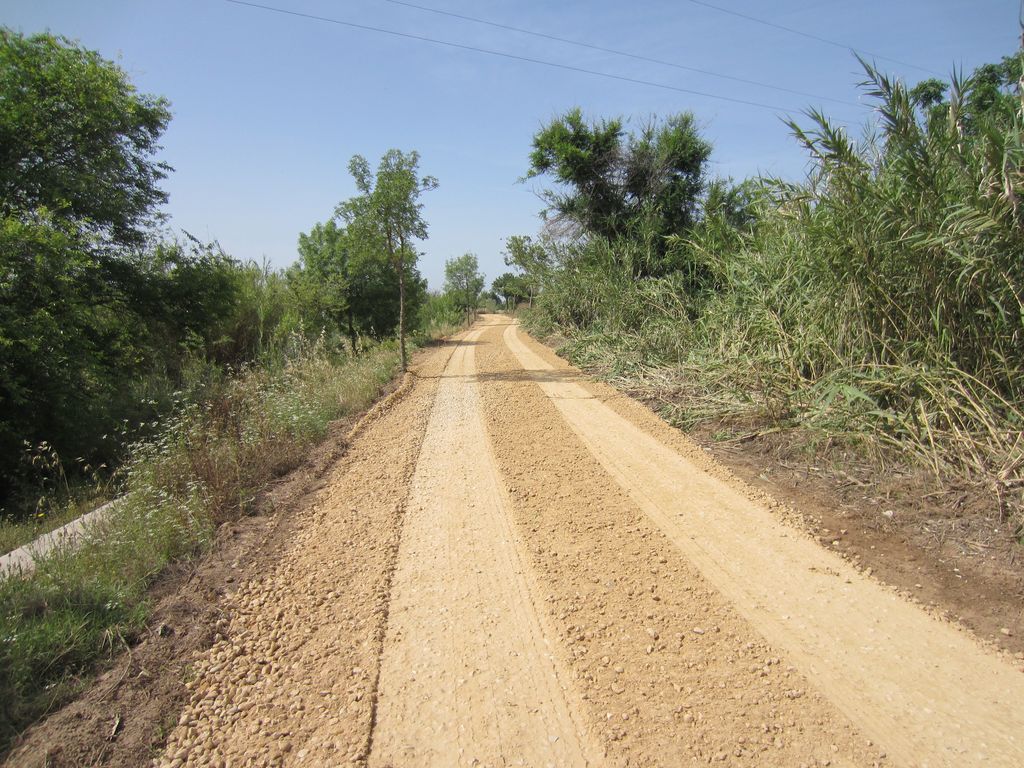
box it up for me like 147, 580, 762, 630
684, 0, 943, 76
377, 0, 860, 108
224, 0, 817, 114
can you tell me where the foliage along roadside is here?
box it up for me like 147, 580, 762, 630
337, 151, 438, 372
514, 53, 1024, 534
0, 332, 428, 753
0, 24, 478, 754
443, 253, 487, 317
0, 28, 441, 526
1, 25, 173, 511
0, 28, 296, 516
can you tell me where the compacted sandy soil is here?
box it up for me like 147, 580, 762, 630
8, 316, 1024, 767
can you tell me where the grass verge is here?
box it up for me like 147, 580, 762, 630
0, 335, 404, 752
522, 299, 1024, 541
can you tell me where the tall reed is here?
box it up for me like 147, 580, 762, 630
528, 58, 1024, 527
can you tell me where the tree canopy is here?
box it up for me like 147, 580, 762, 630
443, 253, 485, 314
0, 29, 180, 501
291, 220, 356, 348
501, 235, 552, 307
336, 150, 437, 370
906, 53, 1023, 132
290, 218, 426, 351
0, 28, 172, 248
526, 109, 712, 274
491, 272, 529, 309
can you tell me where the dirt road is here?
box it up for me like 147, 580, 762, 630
157, 316, 1024, 767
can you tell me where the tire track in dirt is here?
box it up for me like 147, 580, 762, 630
475, 318, 879, 767
501, 320, 1024, 767
369, 322, 598, 767
154, 339, 456, 767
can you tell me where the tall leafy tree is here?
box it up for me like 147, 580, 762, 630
527, 110, 623, 240
139, 239, 242, 366
443, 253, 485, 315
291, 218, 427, 349
526, 109, 712, 275
491, 272, 529, 309
293, 220, 357, 350
337, 150, 437, 370
907, 54, 1023, 132
0, 28, 171, 248
0, 30, 175, 500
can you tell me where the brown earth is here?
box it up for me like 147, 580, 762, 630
575, 347, 1024, 657
684, 427, 1024, 657
6, 317, 1024, 767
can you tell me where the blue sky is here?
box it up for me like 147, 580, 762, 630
1, 0, 1016, 289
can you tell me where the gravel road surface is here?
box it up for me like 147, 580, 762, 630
157, 316, 1024, 767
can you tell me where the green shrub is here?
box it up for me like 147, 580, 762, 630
0, 338, 401, 750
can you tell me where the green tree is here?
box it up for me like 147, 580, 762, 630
909, 77, 947, 111
0, 30, 177, 502
290, 219, 428, 348
292, 220, 358, 350
502, 235, 551, 307
963, 55, 1023, 124
443, 253, 485, 315
139, 239, 243, 366
526, 109, 712, 275
337, 150, 437, 371
906, 54, 1023, 133
491, 272, 529, 309
0, 28, 171, 247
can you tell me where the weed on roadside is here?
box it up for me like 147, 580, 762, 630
0, 338, 402, 753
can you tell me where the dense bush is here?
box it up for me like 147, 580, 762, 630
523, 54, 1024, 526
0, 28, 436, 517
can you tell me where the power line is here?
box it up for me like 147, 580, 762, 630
223, 0, 815, 114
684, 0, 943, 77
376, 0, 859, 108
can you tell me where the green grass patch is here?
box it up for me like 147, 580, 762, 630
0, 336, 403, 751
